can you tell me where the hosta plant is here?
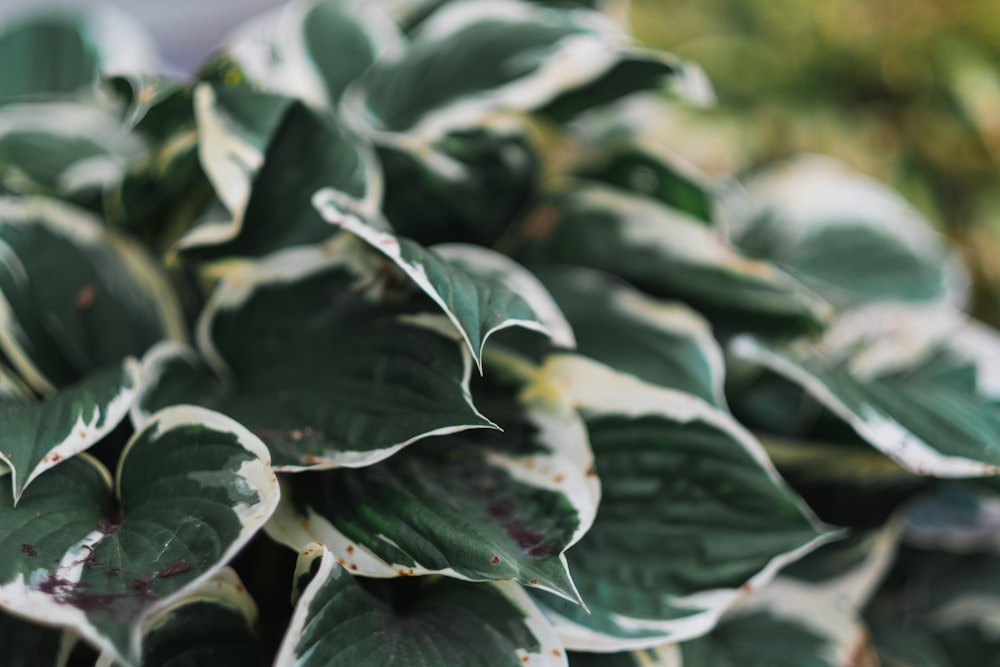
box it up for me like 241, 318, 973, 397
1, 1, 998, 665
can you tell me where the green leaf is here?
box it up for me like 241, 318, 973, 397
0, 356, 31, 398
347, 0, 676, 137
728, 155, 969, 309
313, 191, 575, 369
530, 356, 831, 650
0, 8, 158, 101
177, 100, 378, 261
518, 184, 832, 337
138, 239, 496, 470
780, 519, 903, 610
0, 607, 75, 667
95, 568, 263, 667
568, 113, 716, 222
0, 405, 279, 666
732, 303, 1000, 477
106, 87, 216, 253
273, 543, 569, 666
0, 358, 139, 502
265, 353, 598, 603
104, 74, 186, 133
867, 546, 1000, 667
299, 0, 405, 104
576, 564, 881, 667
223, 0, 403, 108
0, 15, 98, 99
537, 266, 725, 406
903, 483, 1000, 553
0, 101, 144, 198
675, 577, 878, 667
0, 197, 185, 394
191, 84, 292, 225
377, 123, 539, 248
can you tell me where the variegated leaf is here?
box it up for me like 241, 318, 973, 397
529, 356, 831, 651
265, 351, 598, 603
222, 0, 403, 109
537, 266, 725, 406
345, 0, 680, 141
95, 568, 262, 667
314, 190, 575, 368
518, 184, 831, 336
727, 155, 969, 309
0, 101, 144, 199
1, 358, 139, 502
0, 197, 184, 394
105, 74, 185, 133
0, 7, 158, 100
572, 527, 896, 667
867, 542, 1000, 667
178, 100, 378, 261
376, 122, 539, 248
274, 543, 569, 666
0, 406, 279, 666
191, 84, 292, 225
674, 576, 878, 667
136, 239, 495, 470
903, 480, 1000, 554
573, 141, 716, 224
732, 303, 1000, 477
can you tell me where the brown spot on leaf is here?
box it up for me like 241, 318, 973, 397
521, 205, 560, 240
552, 650, 562, 657
740, 583, 752, 594
521, 657, 530, 664
585, 462, 597, 477
156, 560, 191, 578
75, 285, 95, 310
491, 555, 500, 565
553, 474, 564, 484
346, 544, 355, 555
529, 579, 538, 585
21, 544, 37, 557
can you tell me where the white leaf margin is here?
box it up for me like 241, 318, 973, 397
725, 154, 970, 309
0, 196, 185, 396
264, 367, 600, 605
313, 188, 576, 370
273, 543, 569, 667
0, 406, 279, 667
731, 304, 1000, 477
526, 354, 837, 651
2, 357, 141, 504
94, 567, 259, 667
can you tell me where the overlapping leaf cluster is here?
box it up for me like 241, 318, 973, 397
0, 1, 998, 666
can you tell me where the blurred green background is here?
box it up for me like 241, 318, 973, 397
632, 0, 1000, 324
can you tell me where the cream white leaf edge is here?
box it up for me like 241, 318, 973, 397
272, 543, 570, 667
525, 355, 837, 651
0, 407, 279, 667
